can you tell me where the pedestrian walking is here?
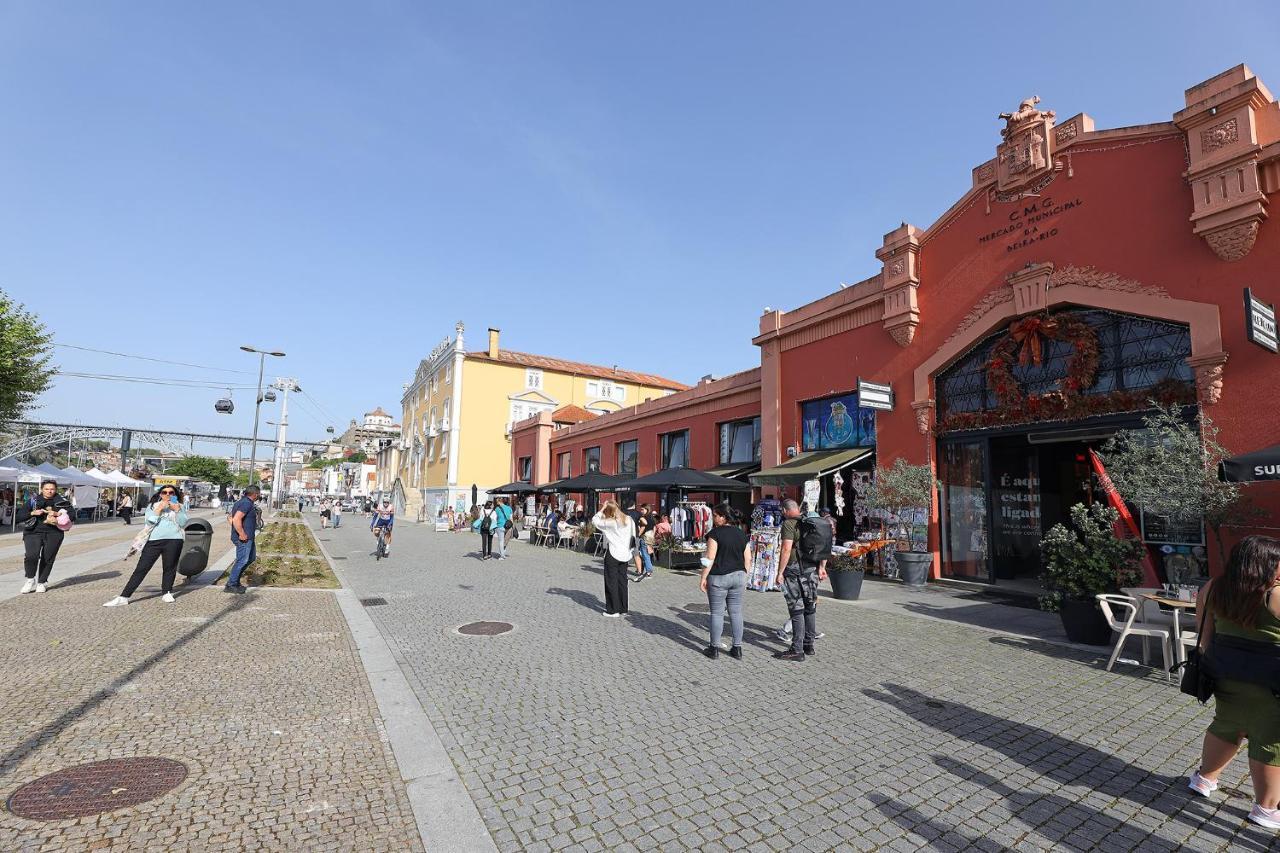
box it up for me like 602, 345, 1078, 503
332, 500, 343, 529
1188, 535, 1280, 829
320, 499, 331, 529
773, 499, 831, 662
224, 485, 261, 594
592, 501, 636, 617
19, 479, 72, 594
699, 503, 752, 659
297, 497, 304, 513
103, 486, 189, 607
473, 501, 499, 559
492, 497, 513, 561
118, 492, 134, 525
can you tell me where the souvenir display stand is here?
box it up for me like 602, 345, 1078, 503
748, 498, 783, 591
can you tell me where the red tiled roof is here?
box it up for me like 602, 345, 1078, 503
466, 349, 688, 391
551, 405, 597, 424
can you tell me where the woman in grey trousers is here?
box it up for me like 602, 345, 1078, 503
699, 503, 753, 659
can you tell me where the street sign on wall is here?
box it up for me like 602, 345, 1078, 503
1245, 287, 1278, 353
857, 378, 894, 411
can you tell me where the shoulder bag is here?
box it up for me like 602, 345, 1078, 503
1174, 608, 1215, 704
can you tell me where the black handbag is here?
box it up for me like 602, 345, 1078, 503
1174, 614, 1215, 703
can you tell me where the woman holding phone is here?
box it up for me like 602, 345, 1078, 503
103, 486, 189, 607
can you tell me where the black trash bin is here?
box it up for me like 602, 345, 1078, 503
178, 518, 214, 577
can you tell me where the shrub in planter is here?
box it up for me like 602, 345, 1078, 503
1039, 503, 1145, 645
865, 458, 937, 587
827, 552, 866, 600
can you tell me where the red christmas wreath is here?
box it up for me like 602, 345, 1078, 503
987, 313, 1100, 408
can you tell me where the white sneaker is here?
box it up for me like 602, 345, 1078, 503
20, 579, 35, 594
162, 592, 176, 603
1188, 771, 1218, 798
1248, 804, 1280, 830
102, 596, 130, 607
35, 583, 47, 593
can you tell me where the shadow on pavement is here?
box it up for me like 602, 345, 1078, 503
0, 594, 252, 777
546, 586, 604, 614
898, 600, 1060, 636
624, 609, 703, 652
987, 635, 1110, 669
53, 571, 122, 589
866, 791, 982, 849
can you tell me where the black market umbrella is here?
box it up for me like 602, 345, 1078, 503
489, 481, 537, 495
616, 467, 752, 493
551, 471, 626, 493
1220, 444, 1280, 482
536, 480, 566, 494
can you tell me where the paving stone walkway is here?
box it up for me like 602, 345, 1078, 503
318, 516, 1274, 853
0, 524, 421, 851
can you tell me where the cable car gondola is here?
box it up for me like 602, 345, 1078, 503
263, 389, 277, 402
215, 389, 235, 414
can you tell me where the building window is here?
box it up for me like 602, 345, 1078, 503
440, 433, 448, 458
617, 440, 638, 475
442, 399, 451, 425
719, 417, 761, 464
426, 436, 435, 462
518, 456, 532, 482
584, 446, 601, 473
661, 431, 689, 469
445, 362, 452, 384
526, 368, 543, 390
557, 452, 572, 479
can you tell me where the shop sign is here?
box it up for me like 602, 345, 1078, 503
1245, 288, 1278, 353
857, 378, 894, 411
800, 392, 877, 451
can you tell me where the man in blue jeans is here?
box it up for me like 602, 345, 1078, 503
225, 485, 261, 594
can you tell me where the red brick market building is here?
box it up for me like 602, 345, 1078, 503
512, 64, 1280, 586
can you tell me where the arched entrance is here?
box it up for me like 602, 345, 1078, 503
932, 307, 1196, 588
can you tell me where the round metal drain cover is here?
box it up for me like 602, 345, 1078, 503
457, 621, 514, 636
7, 757, 188, 821
684, 602, 710, 613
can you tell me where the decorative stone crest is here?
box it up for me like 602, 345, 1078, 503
996, 96, 1057, 196
1202, 220, 1260, 262
1054, 121, 1078, 145
888, 325, 916, 347
1200, 118, 1238, 152
1187, 352, 1229, 405
911, 400, 935, 435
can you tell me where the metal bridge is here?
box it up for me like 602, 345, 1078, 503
1, 421, 327, 461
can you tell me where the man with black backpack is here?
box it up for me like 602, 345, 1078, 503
773, 499, 831, 662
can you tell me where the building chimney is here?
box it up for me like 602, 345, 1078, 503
487, 328, 500, 359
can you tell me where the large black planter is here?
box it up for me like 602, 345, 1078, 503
1059, 597, 1114, 646
896, 551, 932, 588
829, 569, 865, 600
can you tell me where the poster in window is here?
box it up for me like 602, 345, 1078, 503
800, 393, 877, 451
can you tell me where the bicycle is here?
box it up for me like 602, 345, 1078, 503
374, 526, 388, 560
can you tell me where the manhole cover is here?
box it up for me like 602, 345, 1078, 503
457, 621, 514, 636
360, 597, 388, 607
7, 758, 187, 821
684, 603, 710, 613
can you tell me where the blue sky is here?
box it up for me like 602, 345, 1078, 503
4, 1, 1278, 445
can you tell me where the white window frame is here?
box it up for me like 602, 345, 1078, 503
526, 368, 543, 390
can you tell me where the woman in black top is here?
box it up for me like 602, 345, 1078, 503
699, 503, 752, 659
20, 479, 71, 594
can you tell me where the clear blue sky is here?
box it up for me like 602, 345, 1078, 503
5, 1, 1278, 444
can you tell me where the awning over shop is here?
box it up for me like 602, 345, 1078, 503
1220, 444, 1280, 482
702, 462, 760, 480
535, 480, 565, 494
489, 481, 538, 495
551, 471, 626, 493
749, 448, 873, 487
616, 467, 752, 493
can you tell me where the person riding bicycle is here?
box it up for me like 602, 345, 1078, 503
370, 499, 395, 556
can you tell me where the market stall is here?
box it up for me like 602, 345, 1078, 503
616, 467, 752, 571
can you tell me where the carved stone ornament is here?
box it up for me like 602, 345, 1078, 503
1054, 121, 1078, 145
1200, 118, 1239, 153
911, 400, 935, 435
1187, 352, 1229, 405
996, 96, 1057, 195
888, 325, 916, 347
888, 258, 905, 277
1203, 220, 1261, 262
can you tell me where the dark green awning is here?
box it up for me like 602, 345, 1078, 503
748, 448, 873, 486
703, 462, 760, 479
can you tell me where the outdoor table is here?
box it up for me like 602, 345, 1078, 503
1142, 594, 1197, 665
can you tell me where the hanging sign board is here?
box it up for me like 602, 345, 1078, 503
1245, 288, 1278, 353
802, 479, 821, 510
857, 378, 894, 411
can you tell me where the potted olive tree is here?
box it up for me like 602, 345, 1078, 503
827, 552, 866, 600
865, 458, 937, 588
1039, 502, 1145, 645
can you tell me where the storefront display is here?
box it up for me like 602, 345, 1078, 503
748, 498, 782, 591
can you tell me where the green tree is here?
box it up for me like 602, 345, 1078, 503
346, 451, 367, 464
165, 455, 234, 486
1101, 404, 1260, 567
0, 290, 54, 422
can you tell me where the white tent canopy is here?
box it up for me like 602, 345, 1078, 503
59, 467, 101, 487
81, 468, 119, 487
34, 462, 74, 483
104, 469, 146, 488
0, 458, 45, 484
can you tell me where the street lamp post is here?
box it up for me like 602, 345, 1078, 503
240, 345, 285, 497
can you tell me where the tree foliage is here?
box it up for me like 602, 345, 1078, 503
165, 455, 234, 486
0, 291, 54, 422
1039, 503, 1145, 610
864, 458, 937, 548
1100, 404, 1255, 564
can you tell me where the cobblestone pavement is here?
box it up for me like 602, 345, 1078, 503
317, 517, 1276, 853
0, 527, 421, 851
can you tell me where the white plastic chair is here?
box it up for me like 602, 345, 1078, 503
1121, 587, 1177, 630
556, 526, 575, 549
1096, 594, 1173, 682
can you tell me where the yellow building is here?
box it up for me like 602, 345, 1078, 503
390, 324, 686, 521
